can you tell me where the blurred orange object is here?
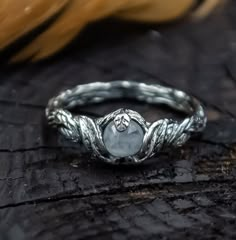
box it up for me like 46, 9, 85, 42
0, 0, 222, 62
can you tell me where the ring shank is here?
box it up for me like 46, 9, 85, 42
46, 81, 206, 134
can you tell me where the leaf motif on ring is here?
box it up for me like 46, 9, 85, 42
114, 113, 131, 132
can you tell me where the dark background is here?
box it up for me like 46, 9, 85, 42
0, 0, 236, 239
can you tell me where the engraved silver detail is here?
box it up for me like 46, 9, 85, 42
114, 112, 131, 132
46, 81, 207, 164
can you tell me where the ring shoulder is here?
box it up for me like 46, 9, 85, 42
142, 116, 203, 158
46, 108, 81, 142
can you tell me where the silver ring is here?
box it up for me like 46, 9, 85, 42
46, 81, 207, 164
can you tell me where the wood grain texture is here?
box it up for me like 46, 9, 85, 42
0, 0, 236, 239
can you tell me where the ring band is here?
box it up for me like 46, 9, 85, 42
46, 81, 207, 164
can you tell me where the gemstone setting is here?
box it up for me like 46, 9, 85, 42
103, 118, 144, 158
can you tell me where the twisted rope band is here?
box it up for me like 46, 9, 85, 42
46, 81, 207, 164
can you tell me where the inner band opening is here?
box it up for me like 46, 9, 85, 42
56, 81, 198, 115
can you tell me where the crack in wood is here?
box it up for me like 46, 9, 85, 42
0, 179, 234, 210
1, 1, 236, 238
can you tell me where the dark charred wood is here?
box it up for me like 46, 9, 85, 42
0, 1, 236, 239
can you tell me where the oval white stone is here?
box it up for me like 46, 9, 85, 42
103, 120, 144, 157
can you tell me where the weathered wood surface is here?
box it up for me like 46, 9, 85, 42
0, 1, 236, 239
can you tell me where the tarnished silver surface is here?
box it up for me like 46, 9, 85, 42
46, 81, 207, 164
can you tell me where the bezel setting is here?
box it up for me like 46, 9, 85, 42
97, 109, 148, 164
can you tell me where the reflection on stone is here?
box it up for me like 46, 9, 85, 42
103, 120, 144, 157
